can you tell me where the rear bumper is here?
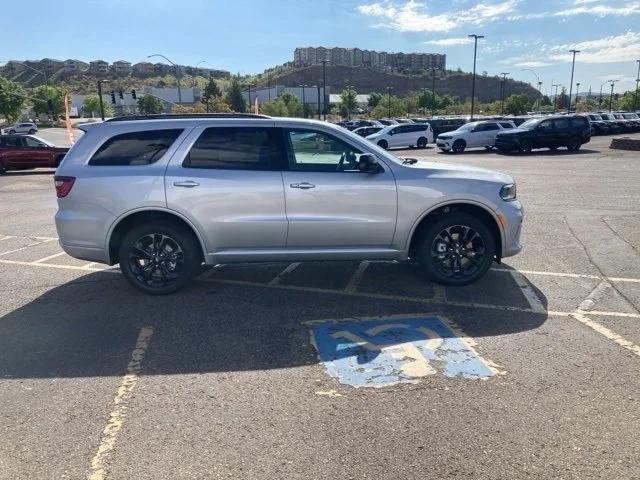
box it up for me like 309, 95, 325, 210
55, 208, 111, 264
59, 241, 109, 264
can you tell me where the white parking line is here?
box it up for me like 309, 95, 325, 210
0, 238, 56, 258
509, 271, 546, 314
344, 261, 370, 293
0, 258, 111, 272
268, 262, 301, 286
0, 235, 15, 241
571, 312, 640, 358
88, 326, 154, 480
32, 252, 66, 264
492, 267, 640, 284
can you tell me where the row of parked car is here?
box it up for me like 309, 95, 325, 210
337, 111, 639, 154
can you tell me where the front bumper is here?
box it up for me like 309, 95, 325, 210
436, 139, 452, 149
499, 200, 524, 258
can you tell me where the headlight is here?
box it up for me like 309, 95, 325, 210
500, 183, 517, 201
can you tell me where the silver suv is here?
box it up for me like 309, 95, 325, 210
55, 114, 523, 294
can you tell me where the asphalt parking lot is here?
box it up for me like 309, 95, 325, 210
1, 132, 639, 479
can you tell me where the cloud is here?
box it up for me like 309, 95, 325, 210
356, 0, 519, 32
551, 31, 640, 63
425, 37, 473, 46
514, 61, 554, 68
554, 1, 640, 16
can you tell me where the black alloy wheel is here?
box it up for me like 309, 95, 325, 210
452, 140, 466, 153
377, 139, 388, 149
417, 137, 428, 148
417, 213, 495, 286
518, 139, 532, 154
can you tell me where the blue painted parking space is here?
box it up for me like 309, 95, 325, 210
311, 315, 498, 387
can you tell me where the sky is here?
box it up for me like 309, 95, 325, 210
2, 0, 639, 95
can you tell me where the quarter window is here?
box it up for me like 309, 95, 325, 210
554, 119, 569, 129
24, 136, 45, 147
499, 122, 514, 129
89, 129, 183, 166
183, 127, 282, 170
570, 118, 587, 127
287, 129, 365, 172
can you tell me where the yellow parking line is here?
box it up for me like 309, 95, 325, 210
88, 326, 154, 480
571, 313, 640, 358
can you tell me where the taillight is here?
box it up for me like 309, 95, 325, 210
54, 176, 75, 198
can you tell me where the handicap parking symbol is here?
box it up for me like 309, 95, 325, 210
311, 315, 499, 387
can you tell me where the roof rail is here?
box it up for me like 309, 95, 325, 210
104, 113, 270, 122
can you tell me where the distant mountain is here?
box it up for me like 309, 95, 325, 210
261, 65, 540, 101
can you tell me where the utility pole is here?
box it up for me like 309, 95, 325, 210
599, 81, 608, 108
608, 79, 618, 112
97, 80, 107, 120
567, 49, 580, 114
316, 85, 321, 119
321, 59, 329, 120
635, 59, 640, 111
299, 85, 307, 118
468, 34, 484, 120
537, 81, 543, 111
500, 72, 509, 114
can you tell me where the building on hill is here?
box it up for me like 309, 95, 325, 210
89, 60, 109, 74
65, 59, 88, 72
133, 62, 155, 75
40, 58, 64, 74
294, 47, 445, 73
112, 60, 132, 76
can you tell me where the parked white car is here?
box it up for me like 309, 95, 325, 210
366, 123, 434, 149
1, 123, 37, 135
436, 120, 516, 153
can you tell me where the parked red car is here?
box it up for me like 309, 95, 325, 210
0, 135, 69, 174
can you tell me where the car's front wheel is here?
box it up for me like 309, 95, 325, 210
566, 138, 581, 151
8, 130, 15, 134
28, 129, 36, 134
416, 213, 495, 286
118, 222, 202, 295
452, 139, 466, 153
417, 137, 428, 148
518, 139, 533, 154
377, 139, 388, 149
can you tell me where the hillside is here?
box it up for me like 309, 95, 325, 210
262, 65, 541, 101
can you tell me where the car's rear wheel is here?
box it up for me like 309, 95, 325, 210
118, 222, 202, 295
518, 140, 532, 154
416, 213, 495, 286
566, 138, 581, 151
377, 139, 388, 149
28, 129, 36, 134
452, 139, 466, 153
417, 137, 428, 148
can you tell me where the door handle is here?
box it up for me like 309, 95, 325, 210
290, 182, 316, 189
173, 180, 200, 188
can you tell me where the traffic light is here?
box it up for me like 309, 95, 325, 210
118, 90, 124, 99
131, 89, 137, 100
110, 91, 116, 104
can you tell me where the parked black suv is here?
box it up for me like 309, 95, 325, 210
587, 114, 611, 135
495, 115, 591, 153
428, 118, 467, 137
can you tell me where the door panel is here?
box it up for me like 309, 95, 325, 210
165, 125, 288, 252
282, 128, 397, 248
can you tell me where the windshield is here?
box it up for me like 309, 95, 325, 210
623, 113, 638, 119
457, 122, 478, 131
518, 118, 542, 129
589, 115, 602, 120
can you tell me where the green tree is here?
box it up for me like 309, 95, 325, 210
81, 95, 113, 117
540, 95, 552, 106
226, 75, 247, 112
32, 85, 67, 119
260, 91, 302, 117
209, 96, 232, 113
370, 95, 406, 118
368, 92, 383, 109
0, 77, 26, 123
556, 87, 569, 110
340, 88, 358, 119
137, 95, 165, 114
202, 77, 222, 103
503, 94, 530, 115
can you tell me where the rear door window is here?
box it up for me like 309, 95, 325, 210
570, 118, 587, 128
499, 122, 514, 129
554, 119, 569, 129
0, 137, 22, 148
89, 129, 183, 166
183, 127, 283, 170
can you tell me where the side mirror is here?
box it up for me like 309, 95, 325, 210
358, 154, 381, 173
388, 130, 394, 135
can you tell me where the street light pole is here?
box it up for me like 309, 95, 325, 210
316, 85, 321, 119
500, 72, 509, 114
575, 82, 580, 111
321, 59, 329, 120
599, 81, 608, 108
608, 79, 618, 112
468, 34, 484, 120
552, 84, 560, 113
97, 80, 108, 120
299, 85, 307, 118
634, 59, 640, 111
148, 54, 182, 104
567, 49, 580, 114
537, 81, 543, 110
521, 68, 541, 110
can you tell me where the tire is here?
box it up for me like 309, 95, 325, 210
417, 137, 428, 149
118, 222, 202, 295
416, 213, 495, 286
518, 139, 532, 154
452, 139, 466, 153
28, 129, 36, 134
8, 130, 15, 134
0, 163, 6, 175
377, 139, 388, 150
566, 138, 581, 151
